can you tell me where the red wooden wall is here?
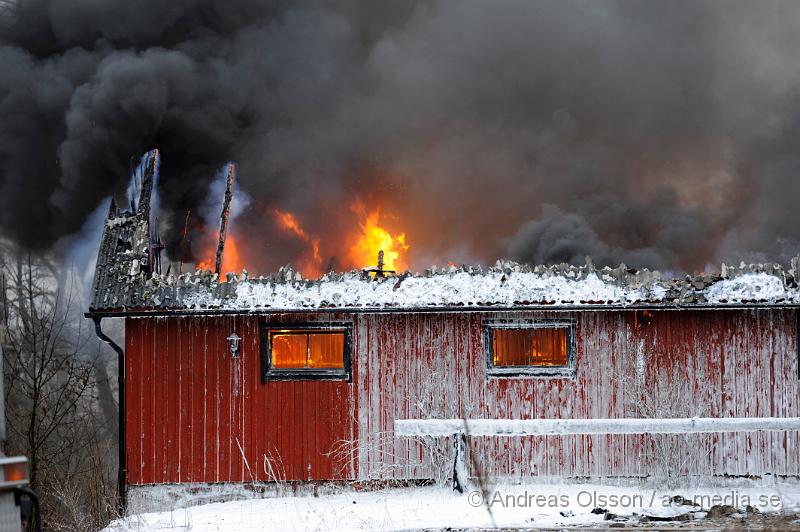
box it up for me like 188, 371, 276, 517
125, 314, 357, 485
125, 309, 800, 485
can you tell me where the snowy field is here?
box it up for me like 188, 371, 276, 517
105, 482, 800, 531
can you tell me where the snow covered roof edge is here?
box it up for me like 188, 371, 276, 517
89, 252, 800, 313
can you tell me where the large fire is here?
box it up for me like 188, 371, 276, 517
198, 201, 410, 279
197, 233, 243, 275
271, 202, 409, 278
273, 209, 323, 278
347, 202, 408, 272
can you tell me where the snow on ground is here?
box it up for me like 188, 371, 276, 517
105, 482, 800, 531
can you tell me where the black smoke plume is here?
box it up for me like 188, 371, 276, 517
2, 0, 800, 273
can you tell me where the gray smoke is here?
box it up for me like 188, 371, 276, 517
2, 0, 800, 273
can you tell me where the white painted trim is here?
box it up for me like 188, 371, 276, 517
394, 417, 800, 437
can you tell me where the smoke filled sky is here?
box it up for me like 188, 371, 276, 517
2, 0, 800, 274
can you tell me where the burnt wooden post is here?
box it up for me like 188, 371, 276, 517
215, 163, 235, 276
136, 149, 158, 220
362, 249, 396, 278
452, 432, 467, 493
136, 150, 160, 275
374, 250, 386, 278
178, 209, 191, 274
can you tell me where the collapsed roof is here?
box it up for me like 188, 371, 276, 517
90, 257, 800, 315
88, 160, 800, 315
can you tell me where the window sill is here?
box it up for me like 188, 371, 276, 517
487, 367, 576, 379
264, 368, 351, 381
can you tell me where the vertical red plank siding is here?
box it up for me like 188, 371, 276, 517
165, 317, 178, 483
183, 318, 194, 482
126, 314, 357, 484
349, 309, 800, 481
125, 309, 800, 486
140, 318, 154, 484
124, 318, 141, 485
214, 317, 227, 481
193, 318, 204, 481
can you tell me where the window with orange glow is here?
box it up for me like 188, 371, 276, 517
486, 321, 575, 377
263, 325, 351, 380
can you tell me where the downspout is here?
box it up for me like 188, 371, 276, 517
92, 316, 126, 512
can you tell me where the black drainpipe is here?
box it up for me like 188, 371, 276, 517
92, 316, 126, 512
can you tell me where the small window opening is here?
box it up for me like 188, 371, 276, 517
262, 325, 351, 381
272, 331, 345, 369
492, 327, 568, 366
485, 321, 576, 377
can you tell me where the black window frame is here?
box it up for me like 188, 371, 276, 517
484, 319, 577, 378
261, 322, 353, 383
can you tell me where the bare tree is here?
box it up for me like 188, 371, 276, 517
1, 241, 118, 530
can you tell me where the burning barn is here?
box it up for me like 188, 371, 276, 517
87, 158, 800, 511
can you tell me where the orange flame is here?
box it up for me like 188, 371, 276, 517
201, 203, 410, 278
273, 209, 323, 278
348, 202, 409, 272
197, 234, 243, 277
